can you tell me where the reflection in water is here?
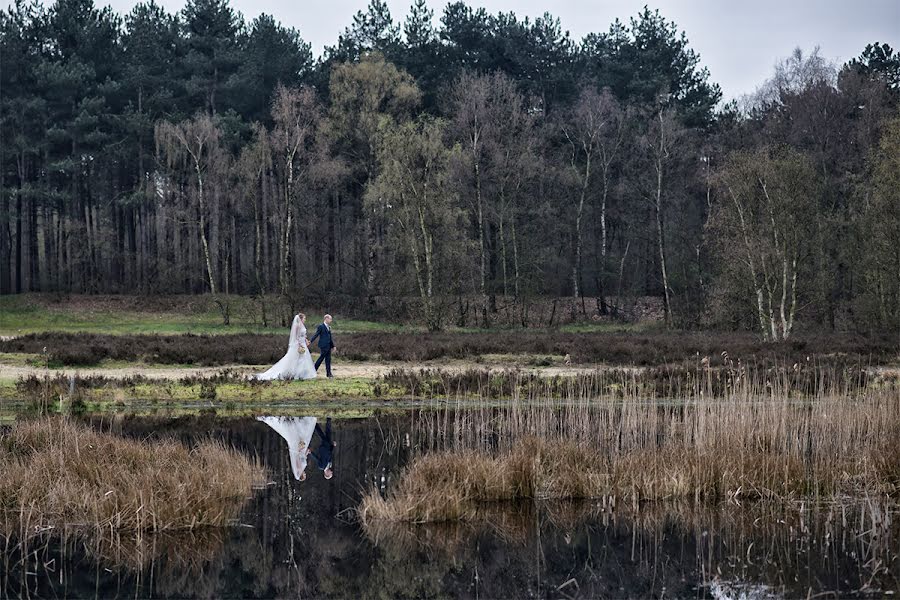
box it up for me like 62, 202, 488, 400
256, 416, 317, 480
309, 418, 336, 479
1, 414, 897, 598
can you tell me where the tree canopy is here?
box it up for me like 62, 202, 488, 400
1, 0, 897, 334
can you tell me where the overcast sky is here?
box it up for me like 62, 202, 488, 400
18, 0, 900, 101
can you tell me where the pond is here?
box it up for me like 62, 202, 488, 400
2, 413, 898, 598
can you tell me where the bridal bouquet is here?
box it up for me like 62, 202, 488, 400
298, 344, 307, 355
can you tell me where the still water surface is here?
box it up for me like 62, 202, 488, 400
2, 413, 898, 598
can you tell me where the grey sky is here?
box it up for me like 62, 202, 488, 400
22, 0, 900, 101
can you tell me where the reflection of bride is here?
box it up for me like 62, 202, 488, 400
257, 416, 317, 481
255, 314, 316, 381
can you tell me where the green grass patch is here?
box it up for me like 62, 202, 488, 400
0, 379, 17, 397
0, 352, 45, 368
0, 295, 409, 336
558, 321, 662, 334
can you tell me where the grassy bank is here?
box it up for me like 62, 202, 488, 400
7, 361, 895, 414
0, 419, 266, 536
0, 294, 402, 336
4, 372, 407, 412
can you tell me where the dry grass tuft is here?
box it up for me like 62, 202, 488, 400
358, 438, 606, 524
0, 418, 266, 537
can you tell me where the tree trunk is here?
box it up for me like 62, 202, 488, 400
654, 112, 672, 326
475, 159, 488, 326
614, 239, 631, 318
196, 164, 217, 295
14, 167, 23, 293
499, 212, 508, 297
573, 160, 589, 300
512, 219, 520, 300
254, 186, 264, 296
280, 156, 294, 294
600, 169, 609, 259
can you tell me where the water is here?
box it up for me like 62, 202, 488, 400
2, 413, 898, 598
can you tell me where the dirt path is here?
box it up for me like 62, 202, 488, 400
0, 360, 608, 381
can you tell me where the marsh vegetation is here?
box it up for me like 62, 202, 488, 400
360, 366, 900, 525
0, 418, 266, 591
2, 414, 896, 598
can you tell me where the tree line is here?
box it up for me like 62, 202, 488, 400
2, 0, 898, 335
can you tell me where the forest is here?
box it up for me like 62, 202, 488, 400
2, 0, 899, 335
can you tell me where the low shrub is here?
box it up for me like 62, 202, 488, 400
2, 330, 896, 368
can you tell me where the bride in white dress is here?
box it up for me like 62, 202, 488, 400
255, 313, 317, 381
256, 416, 317, 481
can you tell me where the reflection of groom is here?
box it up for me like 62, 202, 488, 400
307, 417, 335, 479
309, 314, 335, 378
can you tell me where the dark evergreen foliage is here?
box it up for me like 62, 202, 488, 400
1, 0, 897, 334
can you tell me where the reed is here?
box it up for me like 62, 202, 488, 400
0, 418, 266, 537
382, 359, 888, 399
360, 365, 900, 524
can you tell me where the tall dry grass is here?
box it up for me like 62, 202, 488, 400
0, 418, 266, 536
360, 365, 900, 524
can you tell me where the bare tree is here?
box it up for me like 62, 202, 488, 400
237, 124, 273, 321
640, 102, 684, 326
155, 114, 222, 296
563, 87, 626, 304
270, 85, 321, 294
483, 74, 538, 307
448, 71, 492, 325
710, 147, 818, 340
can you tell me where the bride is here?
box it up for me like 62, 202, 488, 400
256, 416, 317, 481
254, 313, 317, 380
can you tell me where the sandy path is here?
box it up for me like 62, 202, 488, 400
0, 361, 606, 381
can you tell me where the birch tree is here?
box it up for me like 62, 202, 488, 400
710, 147, 818, 341
236, 123, 272, 304
367, 117, 459, 330
488, 76, 538, 304
270, 85, 321, 294
639, 103, 684, 326
563, 87, 626, 301
155, 114, 222, 295
448, 71, 491, 325
328, 52, 421, 303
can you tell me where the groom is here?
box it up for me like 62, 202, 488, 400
306, 417, 336, 479
309, 314, 335, 378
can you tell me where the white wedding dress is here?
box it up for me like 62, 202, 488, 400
257, 416, 318, 480
255, 315, 317, 380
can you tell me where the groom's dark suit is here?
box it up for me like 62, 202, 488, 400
310, 418, 335, 471
309, 322, 334, 377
